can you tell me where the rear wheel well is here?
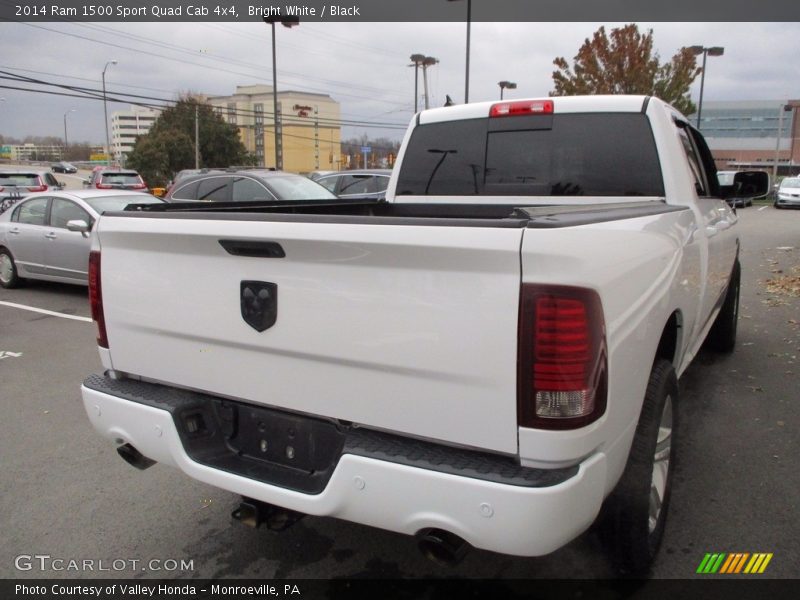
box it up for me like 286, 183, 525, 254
655, 312, 681, 367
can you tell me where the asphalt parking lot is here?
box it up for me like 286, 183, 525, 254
0, 205, 798, 582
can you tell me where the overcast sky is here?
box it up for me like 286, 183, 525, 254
0, 21, 797, 145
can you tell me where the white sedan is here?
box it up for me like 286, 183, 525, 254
0, 190, 163, 288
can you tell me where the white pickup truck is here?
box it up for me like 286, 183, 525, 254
81, 95, 767, 574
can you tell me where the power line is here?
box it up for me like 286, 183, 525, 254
0, 72, 408, 130
14, 21, 411, 109
0, 63, 405, 122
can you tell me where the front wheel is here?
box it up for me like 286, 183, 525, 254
0, 248, 23, 289
600, 358, 677, 575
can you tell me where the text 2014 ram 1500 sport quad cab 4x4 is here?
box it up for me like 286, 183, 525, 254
80, 96, 767, 574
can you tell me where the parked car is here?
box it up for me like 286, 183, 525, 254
314, 169, 392, 201
0, 170, 65, 214
164, 169, 337, 202
774, 177, 800, 209
52, 161, 78, 174
0, 190, 163, 288
84, 168, 147, 191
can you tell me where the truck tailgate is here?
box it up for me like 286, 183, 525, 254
97, 215, 524, 454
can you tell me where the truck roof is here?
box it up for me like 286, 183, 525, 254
419, 94, 656, 125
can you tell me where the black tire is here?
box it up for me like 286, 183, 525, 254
0, 247, 23, 289
705, 259, 740, 353
600, 358, 678, 575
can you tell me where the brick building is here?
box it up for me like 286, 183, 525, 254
692, 100, 800, 176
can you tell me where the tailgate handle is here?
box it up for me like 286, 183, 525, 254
219, 240, 285, 258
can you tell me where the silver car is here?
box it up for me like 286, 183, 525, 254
0, 190, 163, 288
775, 177, 800, 209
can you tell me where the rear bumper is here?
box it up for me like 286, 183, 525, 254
82, 376, 607, 557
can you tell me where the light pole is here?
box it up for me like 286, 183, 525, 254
421, 56, 438, 110
101, 60, 117, 166
498, 81, 516, 100
409, 55, 437, 111
773, 103, 793, 180
689, 46, 723, 130
409, 54, 426, 113
63, 109, 76, 159
447, 0, 471, 103
263, 15, 299, 171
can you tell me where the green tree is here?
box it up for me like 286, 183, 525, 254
127, 95, 253, 187
551, 24, 701, 116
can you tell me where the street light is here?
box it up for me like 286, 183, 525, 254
63, 109, 76, 159
263, 15, 299, 171
498, 81, 517, 100
689, 46, 724, 130
409, 54, 426, 113
101, 59, 117, 166
421, 56, 438, 110
447, 0, 471, 103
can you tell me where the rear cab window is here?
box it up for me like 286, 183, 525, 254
395, 113, 664, 197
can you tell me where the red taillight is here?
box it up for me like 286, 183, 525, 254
490, 99, 554, 118
131, 183, 147, 190
518, 284, 606, 429
88, 251, 109, 349
27, 185, 47, 192
96, 183, 113, 189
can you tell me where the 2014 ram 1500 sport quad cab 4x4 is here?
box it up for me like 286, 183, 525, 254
80, 96, 767, 573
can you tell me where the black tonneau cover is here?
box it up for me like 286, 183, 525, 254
119, 198, 686, 229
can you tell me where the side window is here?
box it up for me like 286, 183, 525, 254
14, 198, 49, 225
339, 175, 374, 195
45, 173, 59, 187
676, 125, 708, 196
375, 176, 390, 193
171, 181, 199, 200
232, 177, 273, 202
687, 127, 721, 198
316, 177, 338, 193
196, 177, 230, 202
50, 198, 92, 229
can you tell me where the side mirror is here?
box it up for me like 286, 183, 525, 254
720, 171, 770, 200
66, 219, 91, 238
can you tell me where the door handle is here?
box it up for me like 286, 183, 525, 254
44, 232, 58, 240
8, 228, 20, 235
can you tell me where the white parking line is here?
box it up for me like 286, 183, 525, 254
759, 205, 768, 211
0, 300, 92, 322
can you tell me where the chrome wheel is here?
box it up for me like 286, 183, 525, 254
649, 395, 673, 534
